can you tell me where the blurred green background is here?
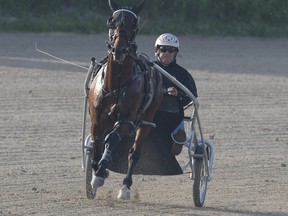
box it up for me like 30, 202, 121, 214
1, 0, 288, 37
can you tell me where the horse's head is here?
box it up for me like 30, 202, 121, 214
107, 0, 145, 63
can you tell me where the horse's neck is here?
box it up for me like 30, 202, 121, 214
104, 55, 135, 91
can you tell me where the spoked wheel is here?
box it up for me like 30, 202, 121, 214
85, 151, 96, 199
193, 157, 208, 207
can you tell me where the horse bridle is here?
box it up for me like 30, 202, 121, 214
107, 9, 139, 58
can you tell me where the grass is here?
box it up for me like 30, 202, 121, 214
1, 10, 288, 37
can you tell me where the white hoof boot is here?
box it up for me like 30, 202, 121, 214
91, 173, 105, 188
117, 185, 131, 200
91, 185, 97, 198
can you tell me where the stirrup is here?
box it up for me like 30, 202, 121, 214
171, 128, 187, 144
171, 142, 183, 156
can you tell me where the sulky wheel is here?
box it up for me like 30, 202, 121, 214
193, 146, 208, 207
85, 151, 96, 199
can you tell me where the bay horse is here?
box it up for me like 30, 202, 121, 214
88, 0, 162, 199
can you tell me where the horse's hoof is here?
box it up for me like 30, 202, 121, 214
105, 170, 109, 178
91, 169, 109, 188
91, 174, 105, 188
91, 186, 97, 198
117, 185, 130, 200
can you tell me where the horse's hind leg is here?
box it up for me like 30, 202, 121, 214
118, 125, 151, 200
117, 144, 139, 200
118, 89, 162, 200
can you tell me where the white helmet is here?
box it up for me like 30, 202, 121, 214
155, 33, 179, 49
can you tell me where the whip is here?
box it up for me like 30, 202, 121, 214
35, 42, 89, 70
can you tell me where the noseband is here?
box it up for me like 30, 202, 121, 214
107, 9, 139, 61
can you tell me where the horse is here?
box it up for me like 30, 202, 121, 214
88, 0, 163, 199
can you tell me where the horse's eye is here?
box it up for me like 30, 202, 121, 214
107, 17, 115, 29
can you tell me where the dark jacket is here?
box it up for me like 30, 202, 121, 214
155, 60, 197, 107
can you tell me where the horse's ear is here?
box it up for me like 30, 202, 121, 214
108, 0, 119, 12
132, 0, 145, 15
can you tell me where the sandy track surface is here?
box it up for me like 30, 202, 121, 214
0, 33, 287, 216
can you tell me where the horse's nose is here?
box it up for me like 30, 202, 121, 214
112, 47, 127, 55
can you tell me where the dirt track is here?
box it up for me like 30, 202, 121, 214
0, 33, 288, 216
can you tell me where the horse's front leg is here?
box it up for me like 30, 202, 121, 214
93, 121, 133, 188
92, 131, 120, 188
90, 138, 107, 189
118, 125, 151, 200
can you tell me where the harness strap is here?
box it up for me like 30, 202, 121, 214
137, 120, 156, 128
135, 55, 153, 115
91, 56, 108, 82
113, 9, 137, 19
113, 120, 134, 130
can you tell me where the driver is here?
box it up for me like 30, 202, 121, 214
154, 33, 198, 155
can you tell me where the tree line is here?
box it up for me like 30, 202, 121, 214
1, 0, 288, 36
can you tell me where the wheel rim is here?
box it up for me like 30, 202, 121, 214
193, 158, 208, 207
199, 162, 207, 203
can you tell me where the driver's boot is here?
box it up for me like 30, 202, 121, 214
171, 128, 186, 155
